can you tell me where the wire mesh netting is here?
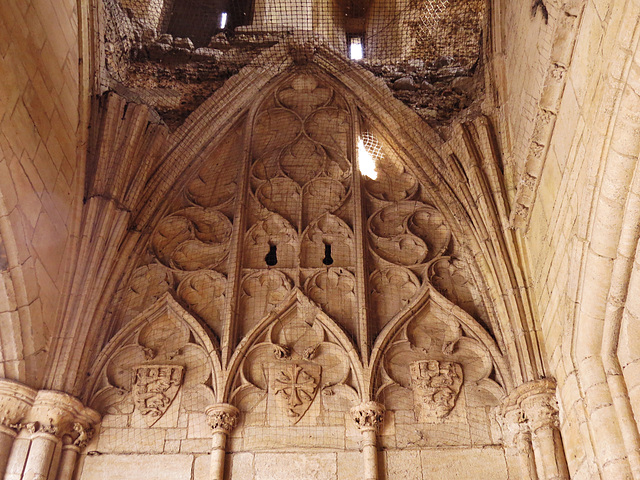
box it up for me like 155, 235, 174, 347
102, 0, 485, 128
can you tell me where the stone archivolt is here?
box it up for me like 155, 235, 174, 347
88, 294, 219, 426
81, 67, 525, 470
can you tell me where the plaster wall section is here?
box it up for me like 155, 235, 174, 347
513, 0, 640, 478
0, 0, 82, 386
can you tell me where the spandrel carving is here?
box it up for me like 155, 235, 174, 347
370, 267, 421, 329
151, 207, 232, 270
176, 270, 226, 336
302, 178, 348, 228
255, 177, 302, 228
115, 264, 174, 326
368, 201, 450, 266
364, 155, 419, 203
239, 270, 293, 335
305, 268, 356, 337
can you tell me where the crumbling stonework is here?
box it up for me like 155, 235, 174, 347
3, 0, 640, 479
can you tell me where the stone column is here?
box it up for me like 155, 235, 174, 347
57, 421, 95, 480
499, 379, 568, 480
521, 389, 569, 480
497, 406, 538, 480
13, 390, 99, 480
351, 401, 385, 480
0, 379, 36, 478
205, 403, 239, 480
22, 423, 59, 480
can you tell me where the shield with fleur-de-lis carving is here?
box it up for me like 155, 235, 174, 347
267, 362, 321, 424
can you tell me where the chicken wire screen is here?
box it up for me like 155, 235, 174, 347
103, 0, 484, 129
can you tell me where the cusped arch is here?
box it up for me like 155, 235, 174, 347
369, 284, 512, 398
85, 293, 222, 408
224, 288, 365, 403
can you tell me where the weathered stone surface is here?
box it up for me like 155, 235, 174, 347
254, 453, 337, 480
81, 455, 193, 480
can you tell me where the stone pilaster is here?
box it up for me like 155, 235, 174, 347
351, 401, 385, 480
205, 403, 239, 480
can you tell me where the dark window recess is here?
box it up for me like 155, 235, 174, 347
265, 244, 278, 266
323, 242, 334, 265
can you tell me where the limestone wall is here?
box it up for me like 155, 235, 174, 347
78, 447, 509, 480
497, 0, 640, 477
0, 0, 82, 386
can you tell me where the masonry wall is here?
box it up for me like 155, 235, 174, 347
0, 0, 82, 386
499, 0, 640, 477
77, 448, 509, 480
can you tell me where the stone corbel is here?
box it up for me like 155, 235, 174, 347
497, 379, 568, 480
351, 401, 385, 480
205, 403, 239, 480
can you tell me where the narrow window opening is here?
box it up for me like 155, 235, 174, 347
220, 12, 228, 29
323, 242, 334, 265
265, 243, 278, 266
349, 36, 364, 60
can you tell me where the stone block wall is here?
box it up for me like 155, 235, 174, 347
78, 447, 509, 480
496, 0, 640, 477
0, 0, 81, 386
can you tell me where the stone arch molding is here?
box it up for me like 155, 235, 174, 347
51, 39, 540, 400
86, 293, 222, 427
226, 289, 364, 429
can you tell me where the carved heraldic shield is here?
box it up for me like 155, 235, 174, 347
410, 360, 462, 423
268, 362, 321, 424
132, 365, 184, 426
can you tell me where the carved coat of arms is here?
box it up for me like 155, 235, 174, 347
268, 362, 321, 424
410, 360, 462, 423
132, 365, 184, 426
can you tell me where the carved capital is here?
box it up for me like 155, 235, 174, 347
25, 390, 101, 440
205, 404, 239, 434
495, 405, 528, 447
521, 392, 559, 433
0, 379, 36, 432
351, 401, 385, 431
500, 379, 559, 435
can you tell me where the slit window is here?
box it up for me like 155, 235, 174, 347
323, 242, 334, 265
265, 244, 278, 266
220, 12, 228, 29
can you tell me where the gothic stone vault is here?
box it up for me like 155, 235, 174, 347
2, 0, 640, 478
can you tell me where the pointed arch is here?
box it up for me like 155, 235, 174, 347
85, 292, 222, 404
369, 283, 511, 398
223, 288, 365, 402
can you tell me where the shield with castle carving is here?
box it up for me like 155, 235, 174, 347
410, 360, 463, 423
268, 362, 321, 424
132, 364, 184, 426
